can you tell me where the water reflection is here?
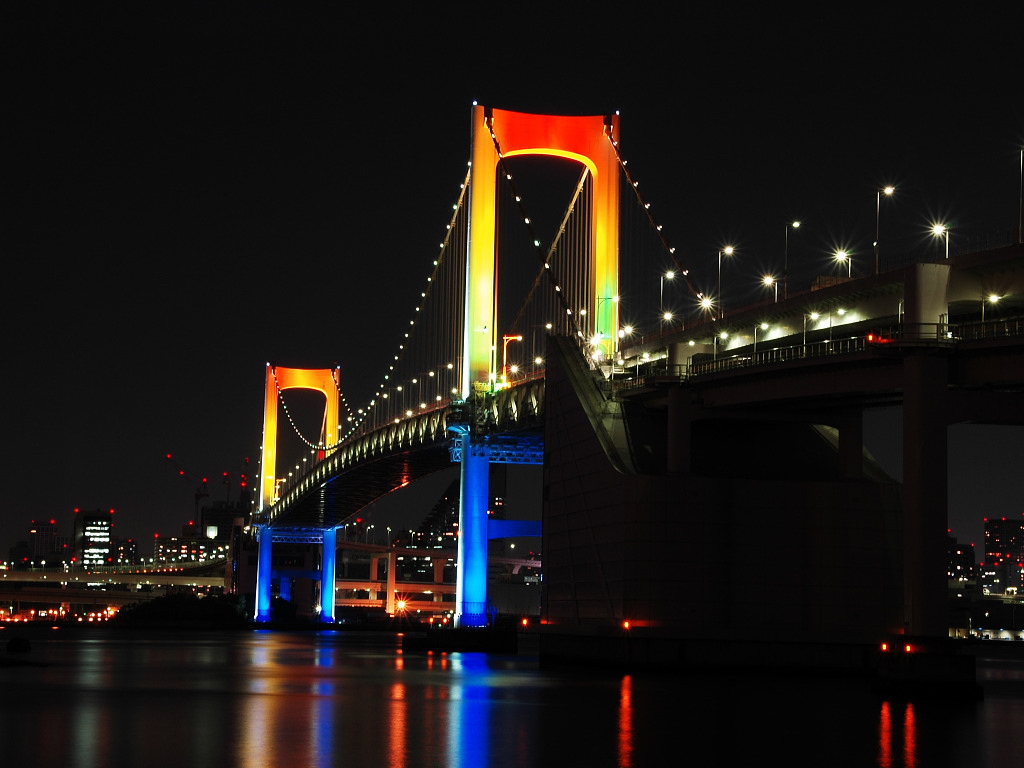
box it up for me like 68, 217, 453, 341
9, 628, 1024, 767
618, 674, 633, 767
878, 700, 918, 768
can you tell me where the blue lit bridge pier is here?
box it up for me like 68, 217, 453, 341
448, 396, 544, 628
255, 525, 337, 623
254, 365, 343, 624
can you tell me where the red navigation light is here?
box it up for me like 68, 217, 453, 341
881, 642, 889, 652
622, 620, 631, 630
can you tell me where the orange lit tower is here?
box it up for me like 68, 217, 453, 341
464, 104, 621, 390
453, 106, 620, 628
255, 364, 341, 623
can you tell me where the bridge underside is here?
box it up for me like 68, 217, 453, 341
265, 446, 456, 529
539, 335, 909, 669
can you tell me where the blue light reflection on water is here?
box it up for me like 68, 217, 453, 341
3, 627, 1024, 767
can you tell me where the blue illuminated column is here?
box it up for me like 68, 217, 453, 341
255, 526, 273, 622
456, 436, 490, 628
320, 527, 337, 623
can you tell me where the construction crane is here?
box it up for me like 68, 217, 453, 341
164, 453, 210, 520
165, 454, 252, 513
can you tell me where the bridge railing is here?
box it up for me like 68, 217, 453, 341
954, 318, 1024, 340
611, 314, 1022, 395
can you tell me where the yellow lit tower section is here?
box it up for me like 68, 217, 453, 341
259, 364, 341, 512
464, 105, 621, 394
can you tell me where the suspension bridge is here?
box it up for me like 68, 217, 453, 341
252, 104, 1024, 661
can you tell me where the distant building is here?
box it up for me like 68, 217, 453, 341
112, 537, 139, 565
981, 516, 1024, 595
28, 519, 58, 562
73, 508, 115, 566
948, 532, 976, 582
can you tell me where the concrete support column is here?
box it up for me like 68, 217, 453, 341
255, 527, 273, 622
385, 550, 397, 614
456, 438, 490, 628
320, 527, 337, 623
278, 576, 292, 603
837, 409, 865, 480
902, 352, 950, 638
666, 388, 695, 475
433, 559, 446, 584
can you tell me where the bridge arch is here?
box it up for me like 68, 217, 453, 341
465, 105, 621, 393
259, 364, 341, 511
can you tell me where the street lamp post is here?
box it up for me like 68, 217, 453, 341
753, 321, 768, 357
834, 249, 852, 277
713, 331, 727, 360
982, 294, 1001, 323
660, 271, 675, 329
932, 224, 950, 258
660, 270, 675, 307
501, 335, 523, 384
595, 296, 619, 361
875, 185, 895, 275
784, 221, 800, 299
717, 246, 734, 320
762, 275, 778, 302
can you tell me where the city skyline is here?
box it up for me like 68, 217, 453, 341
5, 8, 1022, 554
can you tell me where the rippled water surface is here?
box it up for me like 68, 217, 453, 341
3, 627, 1024, 767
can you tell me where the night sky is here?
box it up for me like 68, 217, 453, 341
5, 7, 1022, 556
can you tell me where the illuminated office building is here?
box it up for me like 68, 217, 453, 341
73, 508, 114, 567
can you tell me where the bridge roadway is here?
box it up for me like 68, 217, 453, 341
254, 244, 1021, 647
265, 244, 1024, 533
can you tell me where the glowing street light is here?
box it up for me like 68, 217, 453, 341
932, 223, 950, 259
660, 271, 675, 329
874, 185, 895, 274
660, 270, 675, 307
753, 321, 769, 356
982, 293, 1001, 322
713, 330, 728, 360
762, 274, 778, 302
717, 246, 735, 320
501, 335, 523, 384
834, 249, 852, 277
784, 221, 801, 299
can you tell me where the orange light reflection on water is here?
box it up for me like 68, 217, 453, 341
878, 699, 918, 768
618, 674, 633, 767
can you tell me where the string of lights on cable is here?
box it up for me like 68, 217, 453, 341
605, 115, 703, 301
339, 165, 473, 439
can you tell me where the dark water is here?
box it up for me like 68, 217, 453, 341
3, 627, 1024, 767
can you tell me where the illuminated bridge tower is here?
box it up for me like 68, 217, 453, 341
452, 105, 621, 628
254, 364, 341, 623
